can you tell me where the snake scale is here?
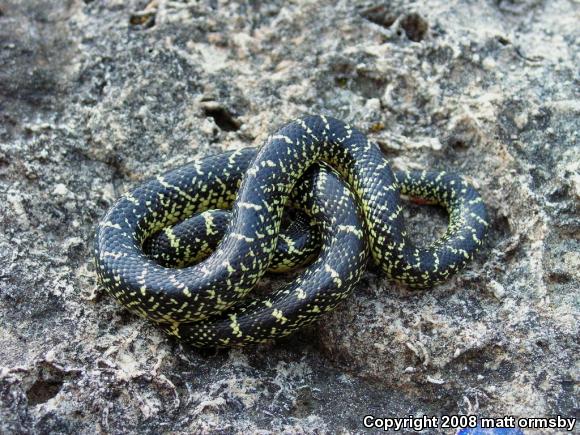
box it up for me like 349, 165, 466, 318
95, 115, 488, 347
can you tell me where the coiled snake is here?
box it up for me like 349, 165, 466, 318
95, 115, 488, 347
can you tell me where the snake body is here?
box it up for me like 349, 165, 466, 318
95, 115, 488, 347
144, 208, 320, 273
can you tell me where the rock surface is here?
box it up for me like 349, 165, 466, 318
0, 0, 578, 433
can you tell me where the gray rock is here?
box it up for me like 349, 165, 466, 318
0, 0, 577, 433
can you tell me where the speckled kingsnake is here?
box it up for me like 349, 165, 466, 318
95, 115, 488, 347
144, 208, 321, 273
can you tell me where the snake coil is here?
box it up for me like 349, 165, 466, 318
95, 115, 488, 347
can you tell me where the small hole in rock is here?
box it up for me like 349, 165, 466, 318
548, 270, 571, 284
27, 378, 63, 406
497, 36, 510, 46
401, 13, 428, 42
129, 12, 156, 29
361, 5, 397, 28
448, 136, 468, 149
203, 106, 241, 132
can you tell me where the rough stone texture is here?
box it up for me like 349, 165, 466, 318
0, 0, 578, 433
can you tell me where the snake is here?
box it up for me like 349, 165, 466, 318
144, 208, 321, 273
94, 115, 488, 347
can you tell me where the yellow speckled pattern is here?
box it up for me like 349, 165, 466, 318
95, 115, 488, 347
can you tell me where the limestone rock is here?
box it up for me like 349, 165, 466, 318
1, 0, 577, 432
